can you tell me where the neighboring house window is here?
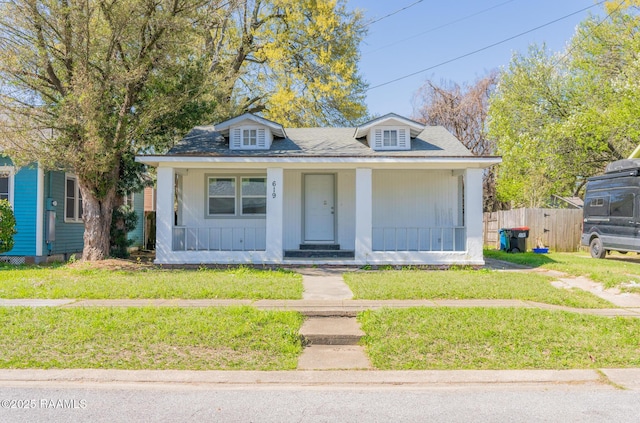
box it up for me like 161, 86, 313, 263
0, 171, 10, 202
123, 192, 134, 207
241, 177, 267, 215
242, 129, 257, 147
208, 177, 236, 215
383, 130, 397, 147
65, 175, 83, 222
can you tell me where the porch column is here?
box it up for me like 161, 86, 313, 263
266, 167, 284, 262
155, 166, 175, 263
355, 168, 372, 263
465, 168, 484, 264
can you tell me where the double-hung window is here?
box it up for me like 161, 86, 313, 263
241, 177, 266, 215
123, 192, 134, 207
0, 169, 10, 202
65, 175, 83, 222
207, 175, 266, 217
208, 177, 236, 215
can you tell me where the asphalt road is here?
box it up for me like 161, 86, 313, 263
1, 383, 638, 422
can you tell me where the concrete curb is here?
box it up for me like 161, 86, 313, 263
0, 369, 629, 389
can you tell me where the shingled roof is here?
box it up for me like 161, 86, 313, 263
167, 126, 474, 158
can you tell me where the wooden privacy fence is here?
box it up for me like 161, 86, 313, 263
483, 208, 583, 252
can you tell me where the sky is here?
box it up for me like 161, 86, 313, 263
347, 0, 607, 118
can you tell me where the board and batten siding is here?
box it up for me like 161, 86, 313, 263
372, 170, 461, 250
282, 169, 356, 250
176, 169, 266, 250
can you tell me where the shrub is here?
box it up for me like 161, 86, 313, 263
0, 199, 16, 254
110, 204, 138, 258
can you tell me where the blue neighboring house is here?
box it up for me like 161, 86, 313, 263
0, 157, 144, 264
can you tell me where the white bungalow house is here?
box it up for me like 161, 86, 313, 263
136, 113, 501, 266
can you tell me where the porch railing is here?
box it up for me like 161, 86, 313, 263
172, 227, 266, 252
372, 227, 466, 252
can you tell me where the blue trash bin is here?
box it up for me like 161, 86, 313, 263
499, 229, 511, 252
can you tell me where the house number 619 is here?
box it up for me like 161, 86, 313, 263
272, 181, 277, 198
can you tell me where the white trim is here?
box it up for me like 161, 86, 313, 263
64, 173, 83, 223
137, 156, 502, 168
0, 166, 15, 206
35, 167, 44, 256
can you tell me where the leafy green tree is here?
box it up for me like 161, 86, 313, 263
0, 200, 17, 254
488, 6, 640, 207
0, 0, 219, 260
0, 0, 368, 261
205, 0, 368, 127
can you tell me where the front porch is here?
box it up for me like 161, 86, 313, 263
153, 165, 485, 266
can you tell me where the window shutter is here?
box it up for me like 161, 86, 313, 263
374, 129, 383, 149
398, 128, 408, 149
231, 128, 241, 149
257, 128, 266, 148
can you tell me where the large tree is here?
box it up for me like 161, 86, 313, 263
204, 0, 368, 127
0, 0, 368, 260
488, 5, 640, 207
412, 72, 505, 211
0, 0, 218, 260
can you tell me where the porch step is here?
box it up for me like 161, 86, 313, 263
300, 317, 364, 346
299, 244, 341, 250
284, 249, 354, 259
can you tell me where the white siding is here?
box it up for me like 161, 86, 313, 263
176, 169, 266, 250
372, 170, 460, 250
282, 170, 355, 250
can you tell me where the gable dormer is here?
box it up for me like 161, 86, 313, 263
213, 113, 286, 150
354, 113, 425, 151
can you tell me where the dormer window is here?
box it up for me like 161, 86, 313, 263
383, 130, 398, 147
243, 129, 257, 147
371, 127, 408, 150
354, 113, 425, 152
230, 126, 269, 150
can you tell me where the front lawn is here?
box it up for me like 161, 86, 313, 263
0, 307, 304, 370
343, 269, 613, 308
359, 307, 640, 370
0, 264, 302, 299
485, 249, 640, 293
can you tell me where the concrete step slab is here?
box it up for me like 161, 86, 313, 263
297, 345, 371, 370
300, 317, 364, 345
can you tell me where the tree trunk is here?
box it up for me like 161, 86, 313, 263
80, 184, 117, 261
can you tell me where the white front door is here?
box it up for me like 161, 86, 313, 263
304, 174, 335, 242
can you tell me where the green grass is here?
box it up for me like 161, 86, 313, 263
343, 269, 613, 308
485, 249, 640, 293
0, 307, 304, 370
358, 307, 640, 370
0, 265, 302, 299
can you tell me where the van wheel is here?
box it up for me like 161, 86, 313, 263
590, 238, 606, 259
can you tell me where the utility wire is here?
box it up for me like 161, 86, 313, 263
364, 0, 425, 27
363, 0, 518, 55
366, 1, 606, 91
550, 0, 626, 67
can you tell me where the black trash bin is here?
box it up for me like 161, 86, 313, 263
509, 227, 529, 253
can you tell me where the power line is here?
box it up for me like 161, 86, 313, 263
364, 0, 425, 27
363, 0, 518, 55
366, 1, 606, 91
551, 0, 626, 68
